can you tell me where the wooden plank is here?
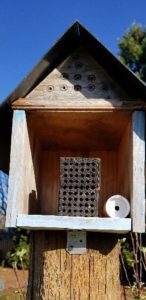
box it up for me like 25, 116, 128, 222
17, 215, 131, 233
117, 120, 131, 199
27, 111, 130, 151
12, 97, 146, 110
39, 150, 60, 214
6, 110, 37, 227
131, 111, 145, 232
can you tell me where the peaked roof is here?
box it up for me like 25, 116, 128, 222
1, 21, 146, 107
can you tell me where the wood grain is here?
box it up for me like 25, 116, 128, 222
131, 111, 145, 233
117, 120, 131, 199
26, 47, 128, 103
12, 98, 146, 110
6, 110, 37, 227
26, 231, 122, 300
27, 111, 131, 151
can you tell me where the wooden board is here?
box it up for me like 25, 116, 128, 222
27, 111, 131, 151
6, 110, 37, 227
117, 120, 131, 199
17, 215, 131, 233
12, 98, 146, 110
131, 111, 145, 233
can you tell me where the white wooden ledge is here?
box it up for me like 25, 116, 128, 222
17, 215, 131, 233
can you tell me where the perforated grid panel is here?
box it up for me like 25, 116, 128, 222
59, 158, 100, 217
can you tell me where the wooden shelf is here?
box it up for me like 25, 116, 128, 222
17, 215, 131, 233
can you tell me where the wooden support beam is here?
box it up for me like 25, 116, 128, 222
131, 111, 145, 233
6, 110, 37, 227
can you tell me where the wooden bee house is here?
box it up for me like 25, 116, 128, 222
5, 22, 146, 233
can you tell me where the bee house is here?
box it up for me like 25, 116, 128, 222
6, 22, 146, 233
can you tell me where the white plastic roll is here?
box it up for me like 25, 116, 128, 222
105, 195, 130, 218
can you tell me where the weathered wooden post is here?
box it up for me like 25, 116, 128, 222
5, 22, 146, 299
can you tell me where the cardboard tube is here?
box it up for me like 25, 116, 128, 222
105, 195, 130, 218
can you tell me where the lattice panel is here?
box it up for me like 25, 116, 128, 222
59, 158, 101, 217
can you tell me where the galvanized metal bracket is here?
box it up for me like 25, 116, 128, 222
66, 230, 87, 254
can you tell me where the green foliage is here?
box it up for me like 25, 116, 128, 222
120, 233, 146, 299
120, 237, 135, 270
5, 228, 30, 269
118, 23, 146, 82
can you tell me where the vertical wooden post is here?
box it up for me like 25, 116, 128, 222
27, 231, 122, 300
131, 111, 145, 233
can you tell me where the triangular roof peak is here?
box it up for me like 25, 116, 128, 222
3, 21, 146, 104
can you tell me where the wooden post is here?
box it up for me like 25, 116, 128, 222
27, 231, 122, 300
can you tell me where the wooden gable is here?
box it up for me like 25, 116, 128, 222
12, 46, 146, 110
26, 47, 128, 105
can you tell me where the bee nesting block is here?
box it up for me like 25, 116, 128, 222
59, 157, 101, 217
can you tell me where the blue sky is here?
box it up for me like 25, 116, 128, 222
0, 0, 146, 102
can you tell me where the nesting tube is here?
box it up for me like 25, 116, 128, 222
105, 195, 130, 218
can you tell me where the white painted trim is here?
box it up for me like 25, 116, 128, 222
17, 215, 131, 233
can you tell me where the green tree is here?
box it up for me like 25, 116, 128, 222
118, 23, 146, 82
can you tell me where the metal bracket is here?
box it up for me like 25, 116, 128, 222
66, 230, 87, 254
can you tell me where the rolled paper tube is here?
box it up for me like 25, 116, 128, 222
105, 195, 130, 218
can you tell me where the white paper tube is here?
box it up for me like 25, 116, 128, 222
105, 195, 130, 218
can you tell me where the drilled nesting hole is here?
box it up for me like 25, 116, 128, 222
87, 84, 95, 91
88, 74, 96, 81
74, 74, 82, 80
61, 85, 67, 91
74, 85, 82, 91
48, 85, 54, 91
59, 158, 101, 217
